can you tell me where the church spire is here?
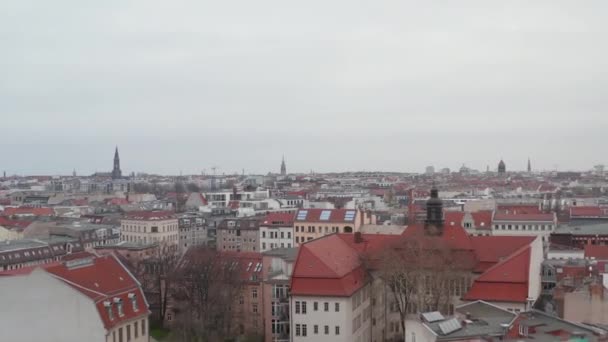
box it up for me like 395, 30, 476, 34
112, 146, 122, 180
280, 155, 287, 176
527, 157, 532, 173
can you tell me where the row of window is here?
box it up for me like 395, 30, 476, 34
122, 224, 178, 233
121, 234, 177, 243
494, 224, 554, 231
112, 319, 147, 342
262, 242, 292, 250
295, 324, 339, 336
295, 236, 314, 244
261, 231, 292, 239
294, 300, 340, 314
295, 226, 341, 234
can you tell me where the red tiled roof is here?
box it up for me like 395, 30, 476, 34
463, 282, 529, 303
493, 212, 554, 222
496, 205, 542, 215
0, 217, 33, 229
584, 245, 608, 260
471, 211, 493, 229
123, 210, 175, 221
294, 208, 359, 224
464, 246, 531, 303
262, 212, 295, 226
0, 255, 148, 330
107, 198, 129, 205
570, 206, 608, 218
401, 224, 474, 251
469, 236, 536, 272
291, 234, 389, 296
1, 207, 54, 217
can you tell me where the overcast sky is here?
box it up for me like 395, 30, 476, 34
1, 1, 607, 176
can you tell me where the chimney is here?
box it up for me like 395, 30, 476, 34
354, 231, 363, 244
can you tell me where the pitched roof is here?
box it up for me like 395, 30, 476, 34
469, 236, 536, 273
0, 255, 148, 330
294, 208, 358, 224
584, 245, 608, 260
1, 207, 54, 217
401, 224, 474, 252
262, 212, 295, 227
493, 212, 555, 222
571, 206, 608, 219
290, 233, 393, 297
464, 246, 531, 303
123, 210, 175, 221
443, 211, 493, 230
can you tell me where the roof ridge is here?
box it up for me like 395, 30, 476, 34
477, 244, 532, 282
47, 272, 108, 298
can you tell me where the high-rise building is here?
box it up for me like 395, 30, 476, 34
112, 147, 122, 180
528, 158, 532, 173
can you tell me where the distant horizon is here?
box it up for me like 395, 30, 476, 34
2, 1, 607, 177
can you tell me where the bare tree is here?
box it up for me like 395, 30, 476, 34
169, 247, 243, 341
135, 244, 181, 328
365, 233, 470, 341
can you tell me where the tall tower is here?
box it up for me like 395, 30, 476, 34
527, 158, 532, 173
498, 159, 506, 174
425, 184, 444, 234
112, 146, 122, 180
280, 155, 287, 176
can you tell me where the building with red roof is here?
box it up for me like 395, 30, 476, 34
121, 211, 179, 253
570, 206, 608, 220
0, 254, 150, 342
260, 212, 295, 252
444, 210, 493, 236
492, 210, 557, 243
1, 206, 55, 217
289, 187, 544, 342
293, 208, 375, 246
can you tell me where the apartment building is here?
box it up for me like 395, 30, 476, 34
260, 212, 295, 252
293, 208, 375, 246
262, 248, 298, 342
120, 211, 178, 251
0, 254, 150, 342
217, 217, 261, 252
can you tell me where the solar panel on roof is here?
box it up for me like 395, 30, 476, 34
344, 211, 356, 221
320, 210, 331, 220
438, 318, 462, 335
421, 311, 445, 323
296, 210, 308, 220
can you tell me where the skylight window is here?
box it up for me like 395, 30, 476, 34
296, 210, 308, 221
344, 211, 356, 221
319, 210, 331, 221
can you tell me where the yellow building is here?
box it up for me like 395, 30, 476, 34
293, 208, 375, 246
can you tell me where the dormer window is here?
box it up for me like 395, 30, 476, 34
128, 293, 139, 312
114, 298, 124, 316
104, 301, 113, 321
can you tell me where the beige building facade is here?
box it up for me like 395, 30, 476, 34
121, 211, 178, 252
